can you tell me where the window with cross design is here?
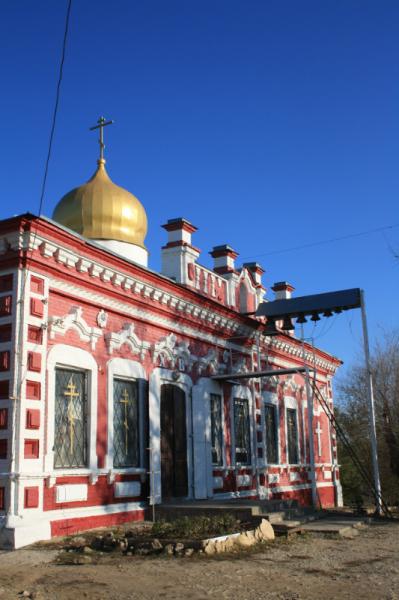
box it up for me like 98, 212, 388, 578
113, 379, 139, 468
54, 368, 87, 468
234, 397, 251, 465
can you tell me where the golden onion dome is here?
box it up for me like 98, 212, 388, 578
52, 159, 148, 248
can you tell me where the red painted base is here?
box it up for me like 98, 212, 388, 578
50, 508, 145, 538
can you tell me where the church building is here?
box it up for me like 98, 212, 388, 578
0, 124, 342, 548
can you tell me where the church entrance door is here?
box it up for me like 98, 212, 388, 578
160, 384, 188, 499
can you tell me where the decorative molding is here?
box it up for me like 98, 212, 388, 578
105, 322, 150, 359
153, 333, 195, 371
48, 306, 102, 350
96, 309, 108, 328
196, 348, 226, 375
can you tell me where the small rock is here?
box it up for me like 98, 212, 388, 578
184, 548, 195, 557
174, 542, 185, 554
235, 532, 256, 548
204, 541, 215, 555
135, 547, 151, 556
224, 537, 236, 552
83, 546, 93, 554
339, 528, 359, 539
164, 543, 174, 555
255, 519, 275, 541
71, 536, 86, 547
151, 538, 163, 551
73, 555, 92, 565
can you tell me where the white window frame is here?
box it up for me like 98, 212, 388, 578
284, 395, 300, 466
210, 392, 224, 467
262, 391, 280, 465
106, 358, 146, 473
45, 344, 98, 476
231, 385, 253, 467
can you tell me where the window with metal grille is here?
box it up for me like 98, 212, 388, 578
113, 378, 139, 468
54, 368, 87, 469
287, 408, 299, 464
234, 398, 251, 465
265, 403, 279, 464
210, 393, 223, 466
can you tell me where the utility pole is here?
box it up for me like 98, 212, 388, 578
360, 289, 382, 514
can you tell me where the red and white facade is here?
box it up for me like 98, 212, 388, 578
0, 214, 342, 548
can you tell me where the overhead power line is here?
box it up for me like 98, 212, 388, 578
241, 223, 399, 260
38, 0, 73, 216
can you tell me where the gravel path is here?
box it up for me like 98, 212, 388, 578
0, 521, 398, 600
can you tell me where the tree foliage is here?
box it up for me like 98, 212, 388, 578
337, 332, 399, 507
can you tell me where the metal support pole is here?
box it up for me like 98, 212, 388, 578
360, 290, 382, 515
301, 325, 318, 509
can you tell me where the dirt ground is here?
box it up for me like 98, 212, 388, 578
0, 520, 398, 600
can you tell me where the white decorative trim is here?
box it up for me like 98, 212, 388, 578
192, 377, 225, 499
237, 474, 252, 487
105, 358, 147, 471
105, 322, 150, 359
148, 369, 193, 504
231, 384, 254, 467
196, 348, 225, 376
213, 476, 224, 489
262, 391, 281, 466
96, 309, 108, 328
45, 344, 98, 476
114, 481, 141, 498
48, 306, 102, 350
153, 333, 195, 371
56, 484, 88, 503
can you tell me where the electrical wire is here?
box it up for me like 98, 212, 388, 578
38, 0, 73, 216
241, 223, 399, 261
9, 1, 73, 503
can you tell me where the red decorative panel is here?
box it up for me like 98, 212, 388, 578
27, 352, 41, 372
0, 439, 7, 459
26, 380, 41, 400
27, 326, 43, 344
30, 276, 44, 295
30, 298, 44, 318
0, 380, 9, 399
24, 439, 39, 459
0, 274, 13, 292
0, 324, 12, 342
0, 296, 12, 317
0, 408, 8, 429
24, 487, 39, 508
0, 351, 10, 372
26, 409, 40, 430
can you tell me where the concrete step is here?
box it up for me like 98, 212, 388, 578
301, 517, 367, 538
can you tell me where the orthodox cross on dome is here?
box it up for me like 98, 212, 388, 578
89, 116, 114, 161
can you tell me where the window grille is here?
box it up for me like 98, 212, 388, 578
54, 368, 87, 468
210, 393, 223, 466
287, 408, 299, 464
234, 398, 251, 465
265, 403, 279, 464
113, 378, 139, 468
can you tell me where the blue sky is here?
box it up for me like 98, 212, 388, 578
1, 1, 398, 378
